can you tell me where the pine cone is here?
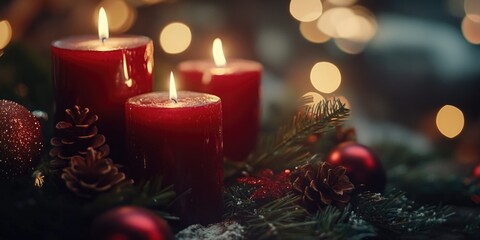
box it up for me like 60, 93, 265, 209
290, 162, 354, 212
61, 147, 133, 198
50, 106, 109, 170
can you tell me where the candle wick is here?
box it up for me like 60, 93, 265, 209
171, 98, 178, 103
101, 37, 107, 44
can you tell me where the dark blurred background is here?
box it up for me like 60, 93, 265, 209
0, 0, 479, 168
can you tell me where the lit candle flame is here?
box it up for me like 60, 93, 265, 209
169, 71, 177, 103
212, 38, 227, 67
98, 7, 109, 42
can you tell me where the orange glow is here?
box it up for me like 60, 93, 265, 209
329, 151, 341, 163
436, 105, 464, 138
462, 16, 480, 44
0, 20, 12, 50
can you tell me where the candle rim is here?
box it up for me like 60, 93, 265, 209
52, 35, 151, 51
127, 91, 221, 109
178, 59, 263, 72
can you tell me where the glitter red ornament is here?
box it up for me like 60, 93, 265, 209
237, 169, 292, 200
90, 206, 173, 240
325, 142, 386, 193
0, 100, 43, 180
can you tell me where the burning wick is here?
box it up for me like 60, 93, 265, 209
169, 71, 178, 103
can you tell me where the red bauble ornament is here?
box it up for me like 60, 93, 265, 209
0, 100, 43, 180
472, 164, 480, 178
325, 142, 386, 193
91, 206, 173, 240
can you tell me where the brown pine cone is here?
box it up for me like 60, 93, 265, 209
290, 162, 354, 212
61, 147, 133, 198
50, 106, 109, 171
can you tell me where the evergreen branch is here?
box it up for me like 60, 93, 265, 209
224, 185, 257, 219
84, 176, 175, 219
224, 185, 313, 239
242, 194, 312, 240
309, 205, 376, 240
353, 190, 455, 237
133, 176, 176, 208
460, 214, 480, 233
249, 98, 349, 171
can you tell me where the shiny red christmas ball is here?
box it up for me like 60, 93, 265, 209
91, 206, 173, 240
473, 164, 480, 178
325, 141, 386, 193
0, 100, 43, 180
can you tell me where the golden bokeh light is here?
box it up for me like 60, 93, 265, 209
302, 92, 324, 106
351, 6, 377, 41
335, 14, 363, 39
95, 0, 137, 33
310, 62, 341, 94
317, 7, 355, 38
299, 21, 330, 43
436, 105, 464, 138
465, 0, 480, 22
290, 0, 323, 22
462, 16, 480, 44
142, 0, 164, 5
334, 38, 367, 54
0, 20, 12, 50
327, 0, 357, 6
160, 22, 192, 54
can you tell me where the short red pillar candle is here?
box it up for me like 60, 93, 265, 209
51, 8, 153, 164
177, 38, 262, 161
125, 75, 223, 225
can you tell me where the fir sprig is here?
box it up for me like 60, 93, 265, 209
242, 195, 312, 240
249, 98, 349, 171
224, 185, 257, 219
309, 206, 376, 240
82, 176, 175, 220
224, 185, 312, 239
354, 190, 455, 237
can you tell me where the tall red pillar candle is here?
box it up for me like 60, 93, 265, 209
177, 38, 262, 161
125, 84, 223, 225
51, 9, 153, 164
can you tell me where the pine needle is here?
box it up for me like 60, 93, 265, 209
249, 98, 349, 171
353, 190, 455, 237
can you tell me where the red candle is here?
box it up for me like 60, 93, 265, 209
51, 8, 153, 164
177, 38, 262, 161
125, 73, 223, 225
